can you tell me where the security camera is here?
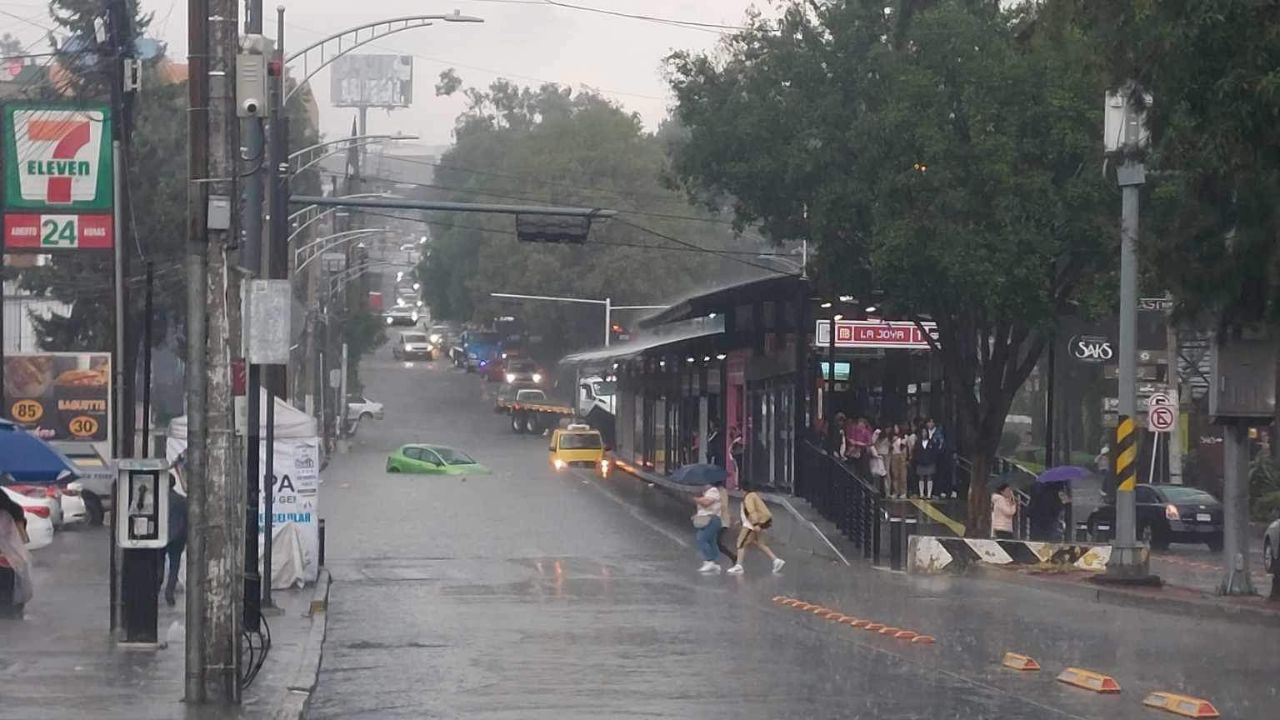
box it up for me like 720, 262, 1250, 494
241, 98, 261, 117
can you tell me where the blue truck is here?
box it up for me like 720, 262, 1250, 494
460, 331, 502, 375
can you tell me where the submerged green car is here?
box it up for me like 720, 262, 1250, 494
385, 444, 490, 475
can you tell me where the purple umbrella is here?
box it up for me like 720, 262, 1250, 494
1035, 465, 1090, 484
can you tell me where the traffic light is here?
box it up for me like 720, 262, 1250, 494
515, 214, 592, 243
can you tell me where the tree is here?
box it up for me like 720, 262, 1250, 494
666, 0, 1115, 531
1071, 0, 1280, 454
420, 74, 767, 356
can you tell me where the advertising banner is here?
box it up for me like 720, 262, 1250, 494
3, 352, 111, 441
3, 104, 113, 211
330, 55, 413, 108
2, 103, 115, 251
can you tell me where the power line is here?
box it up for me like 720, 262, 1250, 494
539, 0, 749, 33
615, 218, 794, 276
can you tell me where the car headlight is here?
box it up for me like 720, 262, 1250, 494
430, 334, 441, 344
505, 373, 517, 384
385, 317, 393, 325
600, 459, 610, 475
553, 458, 567, 471
531, 373, 543, 383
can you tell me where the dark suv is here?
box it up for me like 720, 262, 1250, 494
1087, 483, 1223, 551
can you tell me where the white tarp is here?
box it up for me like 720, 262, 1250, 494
167, 387, 317, 440
166, 393, 321, 586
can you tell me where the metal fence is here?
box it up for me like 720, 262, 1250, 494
797, 441, 883, 564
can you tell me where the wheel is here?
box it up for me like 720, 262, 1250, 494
525, 417, 538, 434
511, 414, 525, 434
360, 412, 373, 423
1206, 536, 1223, 552
1141, 522, 1170, 550
84, 492, 104, 526
1265, 538, 1275, 573
387, 465, 401, 473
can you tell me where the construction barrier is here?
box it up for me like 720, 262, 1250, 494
906, 535, 1137, 574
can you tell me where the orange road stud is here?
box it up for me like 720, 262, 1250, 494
910, 635, 936, 645
823, 612, 845, 621
1141, 692, 1220, 718
793, 602, 812, 610
864, 623, 885, 631
849, 619, 870, 628
839, 617, 861, 626
810, 607, 830, 615
1056, 667, 1120, 694
877, 627, 901, 636
772, 596, 789, 604
1001, 653, 1041, 671
893, 630, 918, 641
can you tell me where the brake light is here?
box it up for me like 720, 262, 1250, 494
9, 485, 46, 499
1165, 504, 1180, 521
62, 487, 81, 497
24, 505, 50, 519
46, 486, 61, 498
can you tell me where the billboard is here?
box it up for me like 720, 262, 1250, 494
2, 103, 115, 250
330, 55, 413, 108
3, 352, 111, 442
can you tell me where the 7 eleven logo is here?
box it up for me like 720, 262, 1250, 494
10, 108, 108, 206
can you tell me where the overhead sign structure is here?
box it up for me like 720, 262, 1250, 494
330, 55, 413, 108
2, 103, 115, 251
814, 319, 939, 350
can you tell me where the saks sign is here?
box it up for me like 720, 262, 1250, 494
3, 105, 113, 211
814, 320, 939, 350
1068, 334, 1114, 363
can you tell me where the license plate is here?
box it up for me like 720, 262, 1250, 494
1196, 513, 1211, 522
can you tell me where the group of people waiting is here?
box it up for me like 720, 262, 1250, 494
826, 414, 951, 500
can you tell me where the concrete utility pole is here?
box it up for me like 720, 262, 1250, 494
183, 0, 210, 702
1104, 85, 1153, 581
185, 0, 243, 703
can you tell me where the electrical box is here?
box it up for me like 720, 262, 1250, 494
236, 36, 272, 118
1104, 86, 1152, 152
116, 459, 171, 550
1209, 326, 1278, 422
245, 279, 291, 365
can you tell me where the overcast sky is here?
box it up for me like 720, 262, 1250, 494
112, 0, 763, 148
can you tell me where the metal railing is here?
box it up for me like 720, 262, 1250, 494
797, 441, 883, 564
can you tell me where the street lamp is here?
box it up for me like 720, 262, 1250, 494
490, 292, 666, 347
294, 228, 390, 273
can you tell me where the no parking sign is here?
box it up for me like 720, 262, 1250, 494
1147, 391, 1176, 432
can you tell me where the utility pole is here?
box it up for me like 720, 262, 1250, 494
187, 0, 243, 702
1103, 85, 1154, 582
183, 0, 210, 702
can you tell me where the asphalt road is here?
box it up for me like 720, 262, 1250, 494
308, 353, 1280, 720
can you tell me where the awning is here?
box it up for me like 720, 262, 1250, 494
560, 317, 725, 367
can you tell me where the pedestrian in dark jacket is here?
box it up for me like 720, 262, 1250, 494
915, 418, 945, 499
158, 477, 188, 606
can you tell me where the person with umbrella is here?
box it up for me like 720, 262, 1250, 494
692, 477, 726, 574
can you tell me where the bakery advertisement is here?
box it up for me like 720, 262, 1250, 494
3, 352, 110, 441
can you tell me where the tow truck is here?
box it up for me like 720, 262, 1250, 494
495, 385, 574, 434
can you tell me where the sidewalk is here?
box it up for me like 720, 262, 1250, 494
0, 525, 329, 720
611, 459, 1280, 625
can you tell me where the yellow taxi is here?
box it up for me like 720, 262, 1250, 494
549, 424, 609, 476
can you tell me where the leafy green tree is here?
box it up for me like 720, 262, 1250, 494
667, 0, 1115, 530
421, 74, 767, 355
1071, 0, 1280, 453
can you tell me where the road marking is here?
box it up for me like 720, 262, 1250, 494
565, 468, 689, 547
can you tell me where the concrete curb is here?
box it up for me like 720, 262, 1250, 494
974, 565, 1280, 629
272, 569, 332, 720
609, 458, 850, 564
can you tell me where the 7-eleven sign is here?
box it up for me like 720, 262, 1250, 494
3, 104, 113, 212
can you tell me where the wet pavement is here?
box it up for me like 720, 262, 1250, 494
309, 353, 1280, 720
0, 502, 319, 719
1149, 542, 1273, 598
